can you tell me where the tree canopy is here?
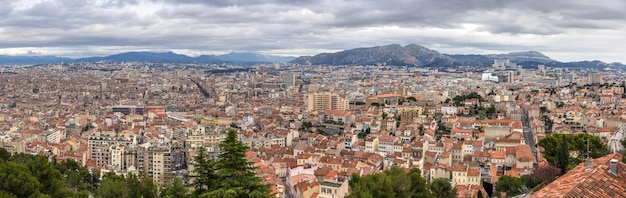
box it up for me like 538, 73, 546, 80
452, 92, 482, 106
495, 175, 537, 197
348, 167, 456, 198
538, 133, 609, 173
0, 150, 97, 198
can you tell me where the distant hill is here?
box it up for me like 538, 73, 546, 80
445, 54, 494, 66
0, 55, 73, 65
75, 52, 200, 63
216, 52, 296, 63
485, 51, 555, 63
291, 44, 455, 66
290, 44, 624, 70
0, 52, 294, 65
1, 47, 623, 69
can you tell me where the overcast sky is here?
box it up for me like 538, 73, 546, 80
0, 0, 624, 62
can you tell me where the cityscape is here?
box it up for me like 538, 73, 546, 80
1, 56, 626, 197
1, 0, 626, 198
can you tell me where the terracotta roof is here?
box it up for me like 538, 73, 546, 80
491, 150, 505, 159
532, 153, 626, 198
516, 144, 535, 163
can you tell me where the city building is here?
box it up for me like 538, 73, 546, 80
283, 72, 296, 88
306, 92, 349, 111
588, 73, 604, 84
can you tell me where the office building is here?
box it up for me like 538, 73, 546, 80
283, 72, 296, 88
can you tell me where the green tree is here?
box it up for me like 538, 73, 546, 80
538, 133, 610, 173
495, 175, 524, 196
190, 130, 272, 198
141, 178, 158, 198
96, 173, 127, 198
188, 146, 217, 196
0, 160, 41, 197
125, 174, 143, 198
555, 141, 570, 174
26, 155, 74, 197
160, 177, 188, 198
348, 167, 434, 198
428, 178, 455, 198
0, 148, 10, 161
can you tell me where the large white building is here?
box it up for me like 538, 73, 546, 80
481, 73, 499, 82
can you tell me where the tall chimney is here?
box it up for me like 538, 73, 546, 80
585, 157, 594, 171
609, 159, 618, 175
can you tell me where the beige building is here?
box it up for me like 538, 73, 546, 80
306, 92, 349, 111
588, 73, 604, 84
319, 181, 349, 198
88, 131, 137, 167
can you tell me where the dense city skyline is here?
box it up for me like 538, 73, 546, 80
0, 0, 624, 62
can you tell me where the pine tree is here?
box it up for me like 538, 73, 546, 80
188, 146, 217, 197
160, 177, 188, 198
204, 129, 272, 198
188, 129, 272, 198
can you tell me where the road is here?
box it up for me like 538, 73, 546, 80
519, 105, 539, 163
189, 78, 210, 98
609, 124, 626, 153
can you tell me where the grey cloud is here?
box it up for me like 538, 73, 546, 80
0, 0, 624, 62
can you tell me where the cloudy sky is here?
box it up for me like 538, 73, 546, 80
0, 0, 624, 62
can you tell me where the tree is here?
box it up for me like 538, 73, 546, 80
96, 173, 126, 198
190, 130, 272, 198
160, 177, 188, 198
188, 146, 217, 196
555, 141, 570, 174
428, 178, 455, 198
0, 160, 41, 197
495, 175, 524, 196
0, 148, 10, 161
348, 167, 434, 198
538, 133, 610, 173
531, 165, 561, 184
26, 155, 74, 198
141, 178, 158, 198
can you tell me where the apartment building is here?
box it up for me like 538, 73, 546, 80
306, 92, 349, 111
88, 131, 137, 167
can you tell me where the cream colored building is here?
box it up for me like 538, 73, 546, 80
306, 92, 349, 111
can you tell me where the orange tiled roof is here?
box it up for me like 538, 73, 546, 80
532, 153, 626, 198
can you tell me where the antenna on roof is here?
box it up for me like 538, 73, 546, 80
586, 138, 590, 158
585, 138, 594, 171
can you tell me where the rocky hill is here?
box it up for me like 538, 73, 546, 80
291, 44, 455, 66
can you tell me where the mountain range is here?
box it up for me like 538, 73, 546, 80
0, 45, 623, 70
290, 44, 625, 70
0, 52, 296, 65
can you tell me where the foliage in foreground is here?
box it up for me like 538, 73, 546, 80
0, 129, 272, 198
0, 149, 97, 198
348, 167, 456, 198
